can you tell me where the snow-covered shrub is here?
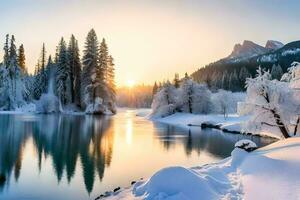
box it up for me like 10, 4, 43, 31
36, 93, 59, 113
85, 97, 107, 114
240, 66, 300, 138
151, 81, 178, 118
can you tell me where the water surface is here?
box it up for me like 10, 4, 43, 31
0, 109, 274, 200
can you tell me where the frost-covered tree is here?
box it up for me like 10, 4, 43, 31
106, 55, 116, 113
56, 38, 71, 105
68, 35, 81, 106
271, 64, 283, 80
82, 29, 102, 110
212, 90, 231, 119
179, 79, 211, 114
151, 81, 178, 117
3, 34, 9, 67
241, 66, 300, 138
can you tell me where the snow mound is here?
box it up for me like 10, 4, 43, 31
133, 166, 219, 200
36, 93, 59, 113
234, 139, 257, 152
85, 97, 106, 114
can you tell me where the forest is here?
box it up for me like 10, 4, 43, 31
0, 29, 116, 114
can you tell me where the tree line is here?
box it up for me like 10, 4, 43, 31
0, 29, 116, 114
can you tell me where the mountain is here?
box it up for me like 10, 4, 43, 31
228, 40, 268, 59
265, 40, 284, 50
191, 40, 300, 91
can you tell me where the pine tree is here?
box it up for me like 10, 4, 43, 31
99, 38, 109, 98
221, 70, 229, 90
228, 70, 240, 92
239, 67, 251, 89
173, 73, 180, 88
152, 81, 158, 96
3, 34, 10, 67
68, 35, 81, 106
17, 44, 26, 74
106, 55, 116, 111
82, 29, 100, 107
271, 64, 283, 80
39, 43, 47, 94
56, 38, 70, 105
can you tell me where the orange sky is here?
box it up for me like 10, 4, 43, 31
1, 0, 300, 86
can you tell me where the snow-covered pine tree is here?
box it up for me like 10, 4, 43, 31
180, 78, 194, 113
106, 55, 116, 113
68, 35, 82, 106
56, 38, 71, 105
39, 43, 47, 94
271, 64, 283, 80
17, 44, 26, 75
81, 29, 101, 110
6, 35, 25, 109
3, 34, 10, 67
98, 38, 109, 99
33, 61, 44, 100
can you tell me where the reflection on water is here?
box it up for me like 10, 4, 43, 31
0, 110, 275, 200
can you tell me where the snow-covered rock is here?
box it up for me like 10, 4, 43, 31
265, 40, 284, 50
234, 139, 257, 152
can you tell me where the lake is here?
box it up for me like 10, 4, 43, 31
0, 109, 274, 200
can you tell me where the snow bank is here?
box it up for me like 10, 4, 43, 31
102, 137, 300, 200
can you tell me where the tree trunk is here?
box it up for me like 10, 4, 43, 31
271, 110, 290, 138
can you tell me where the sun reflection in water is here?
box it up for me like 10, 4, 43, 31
126, 119, 133, 145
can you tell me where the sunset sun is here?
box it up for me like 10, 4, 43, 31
126, 80, 135, 88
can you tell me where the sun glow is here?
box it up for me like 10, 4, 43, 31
126, 80, 136, 88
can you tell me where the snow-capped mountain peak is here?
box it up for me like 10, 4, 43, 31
265, 40, 284, 50
228, 40, 268, 59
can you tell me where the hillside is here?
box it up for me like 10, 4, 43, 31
191, 40, 300, 91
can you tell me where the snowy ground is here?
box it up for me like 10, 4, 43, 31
100, 137, 300, 200
149, 112, 282, 139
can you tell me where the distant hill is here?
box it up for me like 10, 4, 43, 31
191, 40, 300, 91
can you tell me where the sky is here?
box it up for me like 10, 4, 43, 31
1, 0, 300, 87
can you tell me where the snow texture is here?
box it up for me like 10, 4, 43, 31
103, 137, 300, 200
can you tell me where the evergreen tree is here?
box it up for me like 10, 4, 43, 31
221, 70, 229, 90
228, 70, 240, 92
3, 34, 9, 67
82, 29, 100, 107
68, 35, 81, 106
271, 64, 283, 80
173, 73, 180, 88
17, 44, 26, 74
56, 38, 70, 105
239, 67, 251, 89
152, 81, 158, 96
98, 38, 109, 99
106, 55, 116, 112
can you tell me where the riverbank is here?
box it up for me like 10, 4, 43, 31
151, 112, 281, 139
98, 137, 300, 200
